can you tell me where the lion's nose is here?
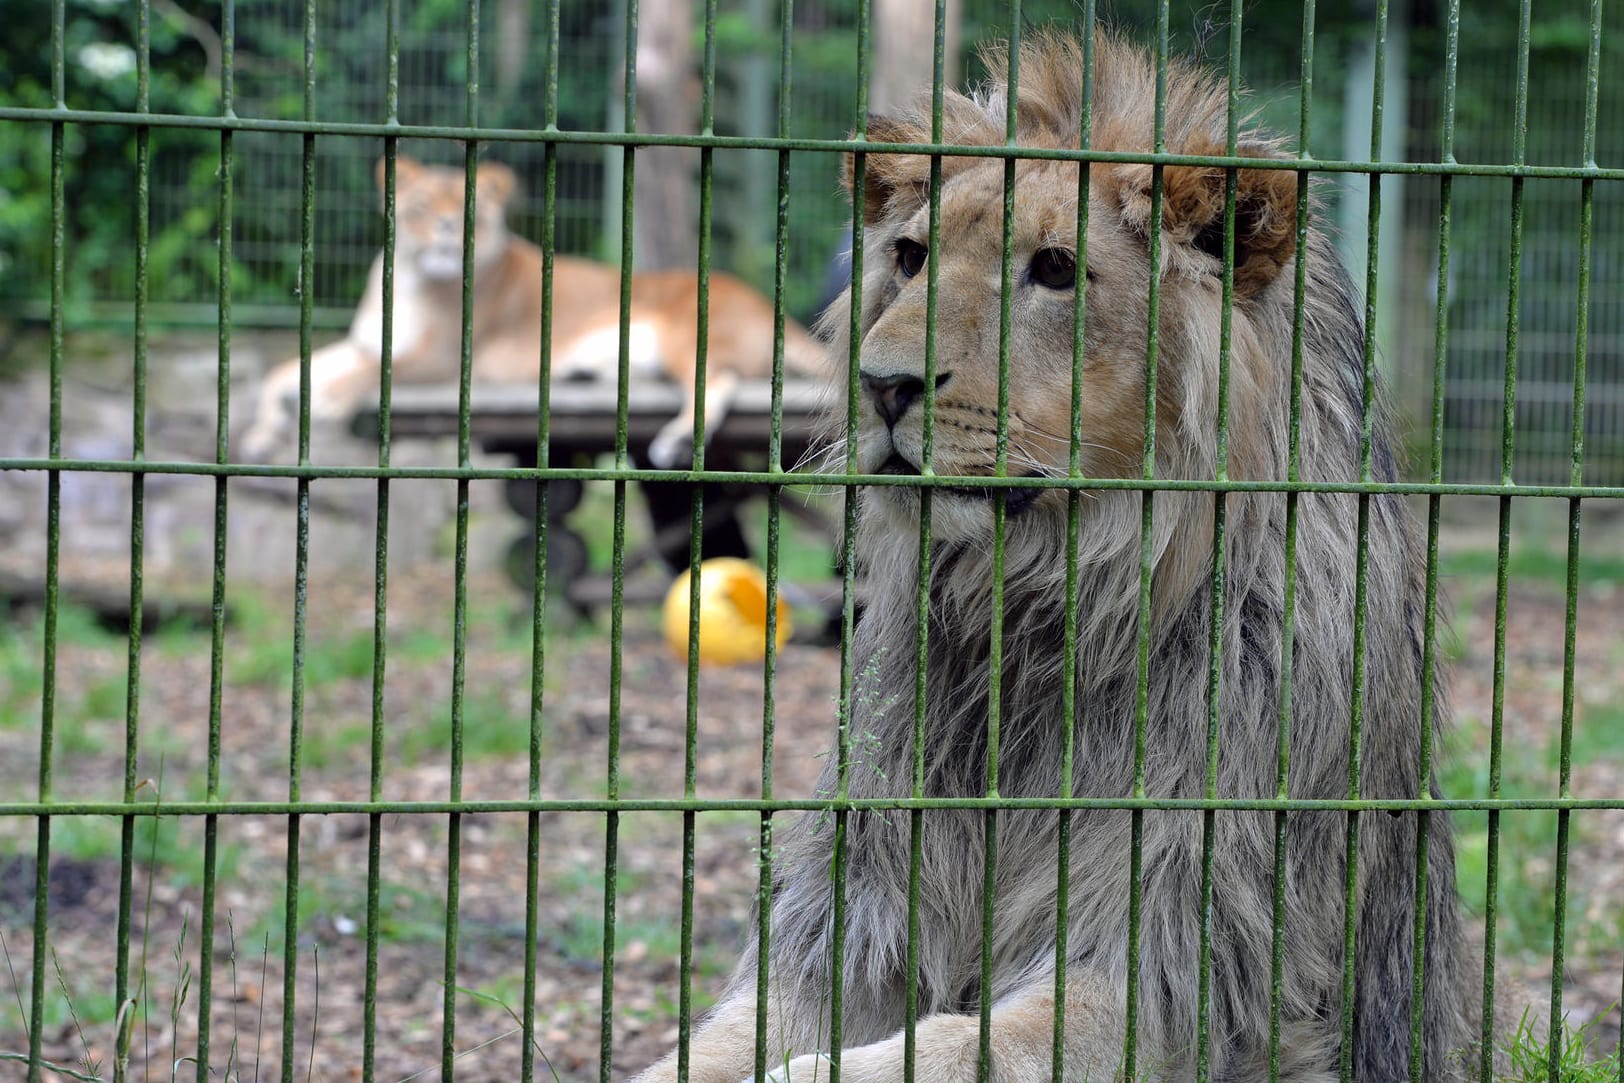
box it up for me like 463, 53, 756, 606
861, 371, 949, 427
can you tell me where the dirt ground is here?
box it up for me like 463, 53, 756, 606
2, 504, 1623, 1082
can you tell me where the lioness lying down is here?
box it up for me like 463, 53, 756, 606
241, 156, 823, 466
634, 29, 1463, 1083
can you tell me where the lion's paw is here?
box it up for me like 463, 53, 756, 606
749, 1052, 835, 1083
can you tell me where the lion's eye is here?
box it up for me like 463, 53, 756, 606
1029, 248, 1076, 290
893, 238, 928, 279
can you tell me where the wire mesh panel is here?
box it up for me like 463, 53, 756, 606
1, 1, 1622, 1082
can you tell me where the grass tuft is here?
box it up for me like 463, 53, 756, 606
1494, 1006, 1621, 1082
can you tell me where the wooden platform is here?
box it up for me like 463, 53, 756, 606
352, 379, 836, 615
354, 379, 826, 461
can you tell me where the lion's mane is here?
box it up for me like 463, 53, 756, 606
765, 29, 1464, 1082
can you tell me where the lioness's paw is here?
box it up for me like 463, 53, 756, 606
239, 418, 288, 462
306, 395, 352, 422
647, 427, 693, 470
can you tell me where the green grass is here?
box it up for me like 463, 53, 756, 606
0, 606, 195, 769
1444, 709, 1624, 963
248, 867, 447, 955
1441, 545, 1624, 590
226, 625, 382, 689
301, 682, 538, 769
216, 586, 525, 694
0, 619, 46, 722
1568, 700, 1624, 769
396, 690, 533, 764
543, 824, 734, 1007
742, 488, 838, 585
300, 718, 376, 769
0, 605, 122, 726
1491, 1007, 1622, 1082
4, 954, 125, 1053
39, 798, 247, 893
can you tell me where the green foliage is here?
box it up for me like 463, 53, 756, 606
0, 0, 224, 313
0, 0, 617, 323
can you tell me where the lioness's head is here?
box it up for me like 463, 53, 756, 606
387, 156, 517, 281
825, 30, 1300, 545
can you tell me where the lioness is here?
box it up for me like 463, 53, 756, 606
241, 156, 823, 466
635, 29, 1463, 1083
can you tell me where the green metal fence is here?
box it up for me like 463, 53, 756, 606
1, 0, 1622, 1081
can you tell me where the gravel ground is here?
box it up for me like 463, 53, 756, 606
2, 526, 1622, 1081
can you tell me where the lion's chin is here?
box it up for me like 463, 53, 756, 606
415, 249, 464, 280
860, 441, 1053, 542
867, 481, 1050, 545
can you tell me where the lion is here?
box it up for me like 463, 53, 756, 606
240, 156, 823, 467
633, 28, 1464, 1083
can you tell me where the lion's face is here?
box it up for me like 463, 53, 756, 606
851, 158, 1160, 537
838, 91, 1298, 545
389, 157, 515, 282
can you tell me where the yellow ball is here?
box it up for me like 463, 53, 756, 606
662, 557, 793, 667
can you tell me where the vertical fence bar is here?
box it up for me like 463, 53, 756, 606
676, 0, 719, 1073
1548, 0, 1602, 1075
1053, 10, 1095, 1081
440, 2, 482, 1077
829, 1, 871, 1075
979, 5, 1021, 1079
279, 0, 320, 1076
113, 0, 153, 1058
523, 1, 563, 1078
362, 1, 400, 1078
1276, 0, 1315, 1076
1480, 3, 1531, 1078
25, 3, 67, 1081
1409, 0, 1461, 1073
752, 0, 795, 1073
1125, 1, 1172, 1077
1336, 2, 1393, 1079
903, 0, 948, 1075
196, 2, 236, 1078
602, 0, 640, 1073
1196, 5, 1244, 1080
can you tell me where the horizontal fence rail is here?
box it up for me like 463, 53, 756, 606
4, 107, 1624, 177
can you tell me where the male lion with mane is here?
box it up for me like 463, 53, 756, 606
635, 28, 1464, 1083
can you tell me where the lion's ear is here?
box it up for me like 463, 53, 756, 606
841, 115, 934, 223
381, 155, 424, 193
475, 160, 516, 208
1119, 140, 1298, 296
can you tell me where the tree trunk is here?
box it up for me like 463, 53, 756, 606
633, 0, 697, 271
494, 0, 529, 99
871, 0, 962, 117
